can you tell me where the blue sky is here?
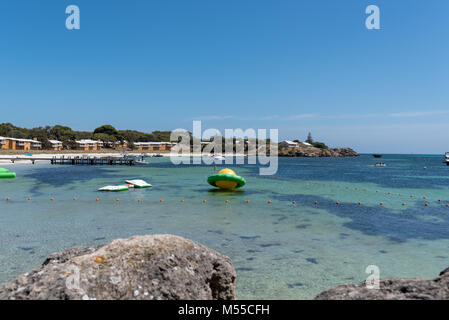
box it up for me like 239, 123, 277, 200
1, 0, 448, 153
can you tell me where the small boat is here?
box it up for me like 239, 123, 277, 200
213, 154, 225, 161
445, 152, 449, 166
373, 154, 382, 158
375, 162, 386, 167
0, 168, 16, 179
98, 185, 129, 192
135, 155, 148, 165
153, 154, 163, 158
125, 179, 152, 188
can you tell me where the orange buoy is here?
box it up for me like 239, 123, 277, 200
203, 200, 207, 203
96, 198, 99, 201
180, 200, 184, 203
380, 202, 383, 206
446, 204, 449, 207
27, 197, 31, 201
94, 255, 106, 264
138, 199, 142, 203
50, 197, 54, 201
6, 197, 10, 201
160, 199, 164, 202
425, 203, 429, 207
402, 203, 406, 206
225, 200, 229, 204
116, 198, 120, 202
336, 201, 340, 205
376, 190, 379, 193
246, 200, 250, 204
73, 198, 77, 201
387, 192, 391, 195
292, 201, 296, 205
358, 202, 361, 205
268, 200, 271, 204
314, 201, 318, 205
423, 196, 427, 199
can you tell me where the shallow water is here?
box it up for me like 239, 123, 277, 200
1, 155, 449, 299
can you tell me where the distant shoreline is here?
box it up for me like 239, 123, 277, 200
0, 151, 248, 166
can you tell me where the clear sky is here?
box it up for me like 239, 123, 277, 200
1, 0, 448, 153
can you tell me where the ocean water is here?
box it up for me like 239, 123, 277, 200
1, 154, 449, 299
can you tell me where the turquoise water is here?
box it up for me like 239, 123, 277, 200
1, 155, 449, 299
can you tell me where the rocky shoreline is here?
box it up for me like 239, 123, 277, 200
279, 145, 359, 157
315, 267, 449, 300
2, 234, 448, 300
0, 235, 236, 300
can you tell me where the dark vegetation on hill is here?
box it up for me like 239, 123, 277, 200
0, 123, 172, 148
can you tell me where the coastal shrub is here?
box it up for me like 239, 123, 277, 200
312, 142, 328, 149
94, 125, 119, 137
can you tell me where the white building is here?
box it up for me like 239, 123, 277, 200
0, 136, 41, 150
280, 140, 300, 147
48, 140, 63, 150
134, 142, 176, 151
75, 139, 104, 151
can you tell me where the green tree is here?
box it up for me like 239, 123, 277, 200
50, 125, 75, 142
94, 125, 119, 137
312, 142, 328, 149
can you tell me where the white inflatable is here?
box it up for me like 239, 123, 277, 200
125, 179, 152, 188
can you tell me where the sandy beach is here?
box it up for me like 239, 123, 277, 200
0, 152, 248, 166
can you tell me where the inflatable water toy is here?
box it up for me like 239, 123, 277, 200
125, 179, 152, 188
207, 168, 246, 190
98, 185, 129, 192
0, 168, 16, 179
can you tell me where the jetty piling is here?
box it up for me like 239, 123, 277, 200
1, 155, 136, 166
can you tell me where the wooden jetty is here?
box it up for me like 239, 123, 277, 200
2, 155, 136, 166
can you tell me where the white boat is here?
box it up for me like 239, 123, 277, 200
135, 156, 148, 165
445, 152, 449, 166
125, 179, 152, 188
98, 185, 129, 192
213, 154, 225, 161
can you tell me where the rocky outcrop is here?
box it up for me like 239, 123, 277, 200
315, 267, 449, 300
279, 146, 358, 157
0, 234, 236, 300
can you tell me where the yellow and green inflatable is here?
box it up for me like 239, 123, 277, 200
207, 168, 246, 190
0, 168, 16, 179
